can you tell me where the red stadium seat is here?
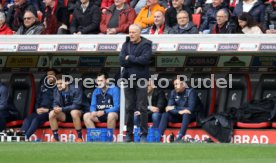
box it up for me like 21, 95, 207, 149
95, 122, 119, 128
272, 122, 276, 128
64, 0, 68, 7
192, 14, 201, 28
6, 73, 36, 127
59, 122, 85, 128
168, 121, 198, 128
37, 12, 43, 22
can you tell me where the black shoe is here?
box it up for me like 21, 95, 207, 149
174, 135, 184, 143
124, 134, 133, 143
140, 135, 147, 143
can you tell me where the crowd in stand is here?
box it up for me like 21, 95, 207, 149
1, 0, 276, 35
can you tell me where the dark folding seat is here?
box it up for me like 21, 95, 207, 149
237, 74, 275, 128
82, 73, 98, 103
6, 73, 36, 127
168, 73, 217, 128
216, 73, 252, 114
156, 73, 177, 99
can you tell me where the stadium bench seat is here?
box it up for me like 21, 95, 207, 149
59, 122, 85, 128
236, 74, 276, 128
6, 73, 36, 127
95, 122, 119, 128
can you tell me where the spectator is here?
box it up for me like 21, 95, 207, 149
211, 8, 237, 33
134, 0, 165, 31
131, 0, 147, 14
144, 10, 171, 34
42, 0, 69, 34
101, 0, 130, 13
70, 0, 101, 34
100, 0, 136, 34
0, 11, 13, 34
237, 12, 263, 34
134, 80, 167, 128
199, 0, 226, 33
170, 10, 199, 34
120, 24, 152, 143
158, 76, 202, 142
19, 69, 57, 140
265, 0, 276, 33
16, 9, 44, 34
233, 0, 265, 27
49, 74, 90, 142
0, 81, 19, 131
6, 0, 37, 32
131, 0, 168, 14
165, 0, 192, 28
68, 0, 101, 13
83, 72, 120, 131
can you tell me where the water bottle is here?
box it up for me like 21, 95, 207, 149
68, 131, 74, 143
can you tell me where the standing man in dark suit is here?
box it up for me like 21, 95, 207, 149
119, 24, 152, 142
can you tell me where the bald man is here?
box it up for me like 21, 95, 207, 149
119, 24, 152, 143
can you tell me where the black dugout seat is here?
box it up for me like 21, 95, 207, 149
6, 73, 36, 127
237, 74, 275, 128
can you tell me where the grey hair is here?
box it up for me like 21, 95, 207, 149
0, 12, 5, 21
129, 24, 142, 33
177, 10, 189, 20
217, 8, 230, 19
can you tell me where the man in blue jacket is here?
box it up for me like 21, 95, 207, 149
119, 24, 152, 142
83, 72, 120, 130
49, 74, 89, 142
159, 76, 201, 142
0, 81, 18, 131
19, 68, 57, 140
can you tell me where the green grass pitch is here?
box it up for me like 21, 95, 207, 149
0, 143, 275, 163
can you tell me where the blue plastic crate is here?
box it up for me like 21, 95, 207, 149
133, 127, 161, 143
87, 128, 113, 142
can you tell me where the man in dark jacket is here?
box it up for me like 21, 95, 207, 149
165, 0, 192, 28
233, 0, 265, 28
42, 0, 69, 34
211, 8, 237, 33
70, 0, 101, 34
170, 10, 198, 34
134, 80, 167, 128
0, 81, 18, 131
159, 76, 201, 142
49, 74, 90, 142
199, 0, 226, 33
19, 69, 57, 140
6, 0, 37, 32
119, 24, 152, 143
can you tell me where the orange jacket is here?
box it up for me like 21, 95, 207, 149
134, 3, 165, 29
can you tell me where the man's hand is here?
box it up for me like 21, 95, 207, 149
125, 55, 129, 60
107, 28, 116, 34
150, 106, 159, 113
96, 111, 105, 117
178, 109, 191, 115
134, 111, 141, 116
36, 108, 49, 114
165, 106, 175, 112
53, 107, 62, 114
